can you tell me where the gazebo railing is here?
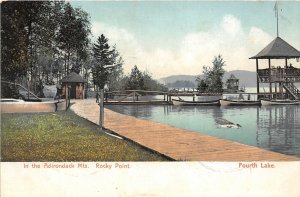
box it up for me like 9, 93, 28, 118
258, 68, 300, 82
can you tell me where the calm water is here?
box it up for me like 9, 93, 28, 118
106, 104, 300, 157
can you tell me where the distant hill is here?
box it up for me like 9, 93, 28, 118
159, 70, 257, 88
159, 75, 198, 85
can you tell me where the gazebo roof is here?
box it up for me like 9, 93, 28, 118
60, 72, 86, 83
250, 37, 300, 59
227, 74, 239, 81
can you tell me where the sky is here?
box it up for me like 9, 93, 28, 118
72, 1, 300, 79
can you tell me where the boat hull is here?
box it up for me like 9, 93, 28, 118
261, 99, 300, 105
172, 99, 219, 106
220, 99, 261, 106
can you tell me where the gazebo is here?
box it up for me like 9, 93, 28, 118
226, 74, 239, 93
250, 37, 300, 100
60, 72, 86, 99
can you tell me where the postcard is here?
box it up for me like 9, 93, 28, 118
1, 1, 300, 196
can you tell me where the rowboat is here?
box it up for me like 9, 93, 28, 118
220, 99, 261, 106
261, 99, 300, 105
172, 99, 219, 106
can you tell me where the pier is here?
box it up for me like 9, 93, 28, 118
71, 99, 299, 161
103, 90, 225, 105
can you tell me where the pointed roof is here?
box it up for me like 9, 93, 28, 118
250, 37, 300, 59
60, 72, 86, 83
228, 74, 238, 80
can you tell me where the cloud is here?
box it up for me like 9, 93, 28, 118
91, 15, 274, 79
221, 14, 242, 36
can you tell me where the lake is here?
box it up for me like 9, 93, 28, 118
106, 104, 300, 157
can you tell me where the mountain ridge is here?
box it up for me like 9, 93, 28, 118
159, 70, 257, 87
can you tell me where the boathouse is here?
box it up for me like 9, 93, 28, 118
250, 37, 300, 100
60, 72, 86, 99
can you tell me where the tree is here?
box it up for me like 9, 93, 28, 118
196, 55, 225, 93
92, 34, 122, 90
57, 2, 91, 75
106, 48, 124, 91
1, 1, 91, 92
125, 66, 144, 90
1, 1, 29, 81
143, 71, 168, 91
196, 78, 208, 92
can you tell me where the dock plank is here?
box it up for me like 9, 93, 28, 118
71, 99, 299, 161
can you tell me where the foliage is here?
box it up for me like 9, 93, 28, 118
1, 1, 91, 94
57, 2, 91, 75
106, 47, 125, 91
196, 78, 209, 92
92, 35, 123, 89
143, 71, 168, 92
123, 66, 167, 91
125, 65, 145, 90
196, 55, 225, 93
1, 1, 29, 81
1, 112, 168, 161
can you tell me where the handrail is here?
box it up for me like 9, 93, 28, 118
105, 90, 168, 94
1, 80, 41, 100
283, 82, 299, 99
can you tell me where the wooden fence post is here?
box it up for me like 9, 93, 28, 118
99, 89, 104, 129
65, 83, 68, 110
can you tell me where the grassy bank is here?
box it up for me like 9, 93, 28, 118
1, 111, 169, 161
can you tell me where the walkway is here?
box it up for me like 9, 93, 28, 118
70, 99, 299, 161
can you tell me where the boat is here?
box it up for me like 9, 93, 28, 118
172, 98, 219, 106
261, 99, 300, 105
220, 99, 261, 106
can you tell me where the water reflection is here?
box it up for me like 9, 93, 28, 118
257, 106, 300, 156
106, 104, 300, 157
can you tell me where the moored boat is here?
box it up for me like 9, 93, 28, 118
172, 99, 219, 106
261, 99, 300, 105
220, 99, 261, 106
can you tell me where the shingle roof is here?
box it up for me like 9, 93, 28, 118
250, 37, 300, 59
60, 72, 86, 83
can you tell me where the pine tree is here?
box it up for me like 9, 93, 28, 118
92, 34, 119, 89
125, 66, 144, 90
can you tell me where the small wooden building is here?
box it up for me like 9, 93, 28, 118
250, 37, 300, 100
60, 72, 86, 99
226, 74, 239, 92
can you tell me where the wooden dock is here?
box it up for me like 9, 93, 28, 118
104, 100, 171, 105
71, 99, 299, 161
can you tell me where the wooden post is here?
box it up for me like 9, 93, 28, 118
275, 82, 277, 99
164, 94, 166, 101
65, 83, 68, 110
256, 58, 259, 94
82, 83, 85, 99
284, 58, 288, 99
133, 91, 135, 102
105, 92, 108, 102
268, 59, 272, 99
193, 94, 195, 102
99, 89, 104, 129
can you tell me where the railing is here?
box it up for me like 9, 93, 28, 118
104, 90, 170, 102
283, 82, 299, 99
1, 80, 41, 101
258, 68, 300, 83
